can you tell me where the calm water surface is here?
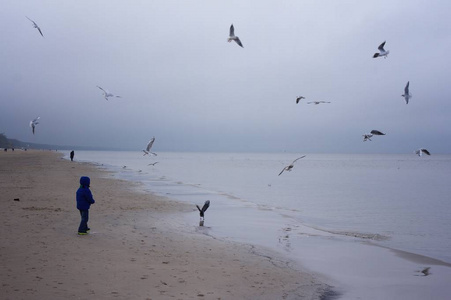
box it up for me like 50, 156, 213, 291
72, 151, 451, 264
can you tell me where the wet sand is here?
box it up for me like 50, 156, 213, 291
0, 150, 331, 299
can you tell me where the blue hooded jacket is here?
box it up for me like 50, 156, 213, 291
76, 176, 95, 210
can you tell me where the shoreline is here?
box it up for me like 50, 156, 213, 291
60, 150, 451, 299
0, 150, 332, 299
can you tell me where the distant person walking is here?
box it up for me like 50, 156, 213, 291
76, 176, 95, 235
70, 150, 75, 161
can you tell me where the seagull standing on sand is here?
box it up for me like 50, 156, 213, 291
373, 41, 389, 58
143, 137, 157, 156
415, 267, 431, 276
307, 101, 330, 105
296, 96, 305, 104
415, 148, 431, 156
420, 267, 431, 276
228, 24, 243, 48
278, 155, 306, 176
26, 16, 44, 37
29, 117, 40, 134
401, 81, 412, 104
196, 200, 210, 226
96, 86, 122, 101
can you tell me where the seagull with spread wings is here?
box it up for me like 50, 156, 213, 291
29, 117, 40, 134
415, 148, 431, 157
363, 130, 385, 142
373, 41, 389, 58
97, 86, 122, 101
196, 200, 210, 218
196, 200, 210, 226
278, 155, 306, 176
26, 16, 44, 37
401, 81, 412, 104
228, 24, 243, 48
143, 137, 157, 156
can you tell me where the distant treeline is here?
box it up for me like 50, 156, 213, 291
0, 132, 63, 150
0, 133, 119, 151
0, 133, 12, 148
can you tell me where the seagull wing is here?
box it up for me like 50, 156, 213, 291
26, 17, 44, 37
421, 149, 431, 155
26, 16, 38, 27
296, 96, 304, 104
378, 41, 386, 51
201, 200, 210, 213
37, 26, 44, 37
146, 137, 155, 151
405, 81, 410, 94
291, 155, 306, 164
278, 167, 287, 176
234, 37, 243, 47
370, 130, 385, 135
229, 24, 235, 37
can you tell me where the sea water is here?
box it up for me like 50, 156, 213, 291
70, 151, 451, 297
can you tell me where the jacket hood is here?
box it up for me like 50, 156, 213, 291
80, 176, 90, 187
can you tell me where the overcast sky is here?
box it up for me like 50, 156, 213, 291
1, 1, 450, 153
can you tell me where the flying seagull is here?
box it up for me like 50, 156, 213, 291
26, 16, 44, 37
415, 148, 431, 156
401, 81, 411, 104
228, 24, 243, 48
29, 117, 40, 134
363, 130, 385, 142
373, 41, 389, 58
307, 101, 330, 105
143, 137, 157, 156
278, 155, 306, 176
96, 86, 122, 101
296, 96, 305, 104
148, 162, 159, 166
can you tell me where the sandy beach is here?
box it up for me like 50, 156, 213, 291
0, 150, 331, 300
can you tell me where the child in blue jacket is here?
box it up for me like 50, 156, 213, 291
76, 176, 95, 235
